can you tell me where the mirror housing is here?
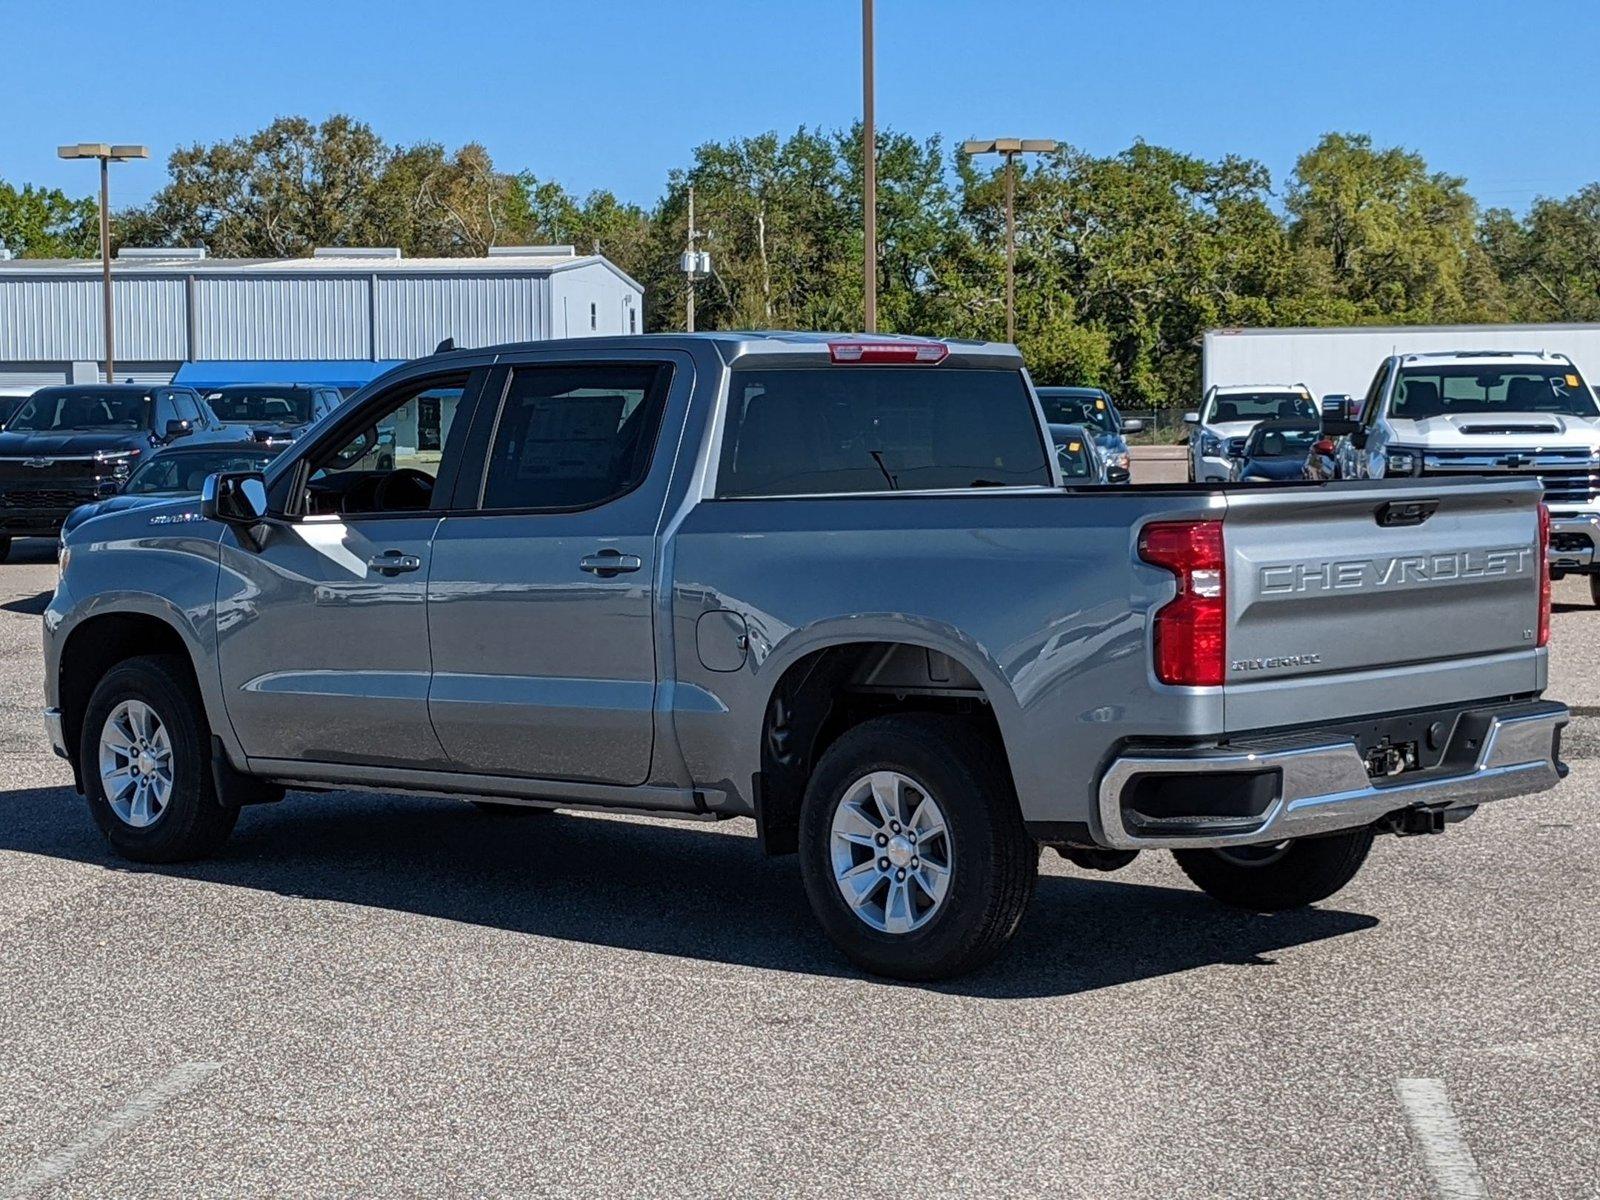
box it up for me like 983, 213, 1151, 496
164, 418, 193, 441
1321, 418, 1360, 438
1120, 418, 1145, 434
201, 471, 268, 526
1182, 411, 1199, 425
1105, 464, 1131, 484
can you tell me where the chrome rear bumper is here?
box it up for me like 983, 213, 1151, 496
1095, 702, 1567, 850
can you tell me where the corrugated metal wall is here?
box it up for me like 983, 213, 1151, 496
194, 275, 371, 359
2, 263, 639, 365
374, 274, 546, 358
0, 277, 186, 360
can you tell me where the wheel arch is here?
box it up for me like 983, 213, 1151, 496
55, 605, 220, 787
750, 626, 1024, 856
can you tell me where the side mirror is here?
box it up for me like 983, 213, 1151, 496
1105, 465, 1131, 484
1321, 418, 1359, 438
1349, 429, 1369, 450
164, 418, 193, 441
1182, 411, 1199, 425
1121, 418, 1145, 434
201, 471, 268, 526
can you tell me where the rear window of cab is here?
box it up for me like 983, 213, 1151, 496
716, 367, 1051, 497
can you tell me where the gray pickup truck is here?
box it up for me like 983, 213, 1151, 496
44, 333, 1568, 979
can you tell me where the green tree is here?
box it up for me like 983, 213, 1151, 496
0, 180, 98, 257
1481, 186, 1600, 321
1285, 132, 1504, 323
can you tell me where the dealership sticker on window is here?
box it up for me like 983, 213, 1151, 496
1567, 374, 1581, 387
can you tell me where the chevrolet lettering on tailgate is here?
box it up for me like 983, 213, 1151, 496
1259, 547, 1534, 595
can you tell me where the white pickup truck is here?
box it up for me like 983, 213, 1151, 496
1335, 351, 1600, 601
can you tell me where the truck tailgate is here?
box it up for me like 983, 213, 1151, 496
1222, 478, 1545, 732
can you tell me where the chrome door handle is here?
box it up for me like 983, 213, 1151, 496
579, 549, 643, 577
368, 551, 422, 575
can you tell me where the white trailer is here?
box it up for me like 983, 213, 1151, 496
1203, 323, 1600, 400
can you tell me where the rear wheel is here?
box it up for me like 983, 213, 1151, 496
81, 655, 237, 863
1588, 574, 1600, 607
798, 714, 1037, 981
1171, 827, 1374, 910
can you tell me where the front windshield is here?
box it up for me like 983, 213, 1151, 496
8, 389, 150, 432
1038, 392, 1114, 433
204, 387, 315, 424
1246, 424, 1320, 459
1391, 365, 1599, 419
125, 449, 276, 495
1203, 391, 1316, 425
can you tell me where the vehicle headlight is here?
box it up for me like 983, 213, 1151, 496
93, 449, 140, 483
1384, 448, 1420, 476
1106, 450, 1130, 470
1200, 433, 1222, 457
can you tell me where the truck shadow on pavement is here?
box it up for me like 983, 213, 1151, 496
0, 784, 1378, 999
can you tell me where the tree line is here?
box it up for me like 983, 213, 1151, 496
4, 115, 1600, 409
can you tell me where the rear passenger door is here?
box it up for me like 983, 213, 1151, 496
425, 354, 687, 785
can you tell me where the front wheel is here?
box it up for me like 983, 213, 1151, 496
798, 715, 1037, 981
1171, 827, 1374, 911
1588, 574, 1600, 607
80, 655, 237, 863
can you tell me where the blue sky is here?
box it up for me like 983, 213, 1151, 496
5, 0, 1598, 214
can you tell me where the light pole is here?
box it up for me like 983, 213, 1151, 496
56, 142, 148, 380
960, 138, 1058, 345
862, 0, 877, 332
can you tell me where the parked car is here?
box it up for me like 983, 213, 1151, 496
1185, 384, 1318, 482
1049, 423, 1130, 484
60, 441, 284, 538
1035, 387, 1143, 475
1229, 420, 1326, 482
1332, 351, 1600, 601
0, 383, 224, 560
45, 333, 1567, 980
199, 384, 343, 447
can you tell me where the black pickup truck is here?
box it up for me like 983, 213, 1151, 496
0, 383, 224, 559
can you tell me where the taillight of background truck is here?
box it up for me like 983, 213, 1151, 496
1139, 519, 1226, 686
1538, 503, 1551, 648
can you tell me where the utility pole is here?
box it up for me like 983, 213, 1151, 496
686, 186, 697, 333
960, 139, 1059, 345
862, 0, 877, 332
679, 185, 710, 332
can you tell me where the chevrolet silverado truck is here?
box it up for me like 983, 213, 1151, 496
44, 333, 1568, 980
1336, 350, 1600, 600
0, 382, 224, 559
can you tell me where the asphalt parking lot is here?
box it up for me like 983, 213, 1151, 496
0, 538, 1595, 1199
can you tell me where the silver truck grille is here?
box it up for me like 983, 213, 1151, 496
1420, 449, 1600, 506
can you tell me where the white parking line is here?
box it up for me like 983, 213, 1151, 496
3, 1061, 220, 1198
1394, 1077, 1489, 1200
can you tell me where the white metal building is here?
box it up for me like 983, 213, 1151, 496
1204, 323, 1600, 401
0, 246, 644, 393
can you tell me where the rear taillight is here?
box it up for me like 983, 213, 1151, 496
827, 340, 949, 365
1139, 519, 1226, 687
1538, 503, 1551, 648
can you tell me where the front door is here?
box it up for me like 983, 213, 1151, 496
425, 359, 678, 784
215, 369, 483, 767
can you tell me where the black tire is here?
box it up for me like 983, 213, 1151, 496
1588, 574, 1600, 607
1171, 827, 1374, 911
80, 654, 237, 863
470, 801, 555, 817
0, 535, 11, 563
798, 714, 1037, 981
